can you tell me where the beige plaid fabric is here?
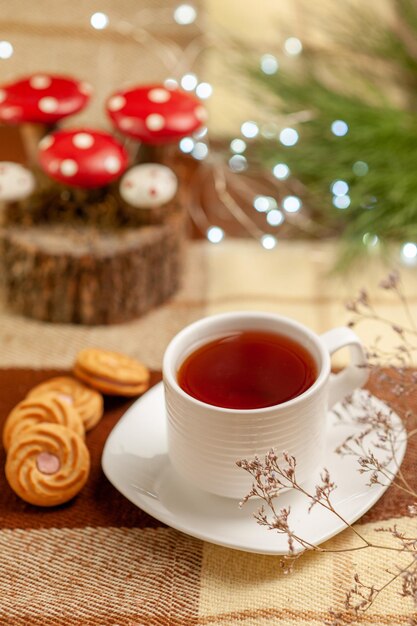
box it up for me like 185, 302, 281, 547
0, 239, 416, 625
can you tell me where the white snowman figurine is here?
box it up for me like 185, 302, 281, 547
119, 163, 178, 209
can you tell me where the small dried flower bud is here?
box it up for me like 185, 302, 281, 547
379, 271, 399, 290
408, 503, 417, 516
392, 324, 404, 335
358, 289, 369, 306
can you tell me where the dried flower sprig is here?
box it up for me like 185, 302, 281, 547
238, 272, 417, 624
239, 446, 417, 623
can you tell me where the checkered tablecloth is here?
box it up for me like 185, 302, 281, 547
0, 239, 416, 625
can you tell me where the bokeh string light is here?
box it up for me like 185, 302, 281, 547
0, 41, 14, 59
2, 5, 412, 262
0, 6, 308, 251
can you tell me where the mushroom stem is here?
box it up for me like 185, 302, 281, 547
0, 201, 6, 226
20, 123, 48, 168
136, 143, 168, 165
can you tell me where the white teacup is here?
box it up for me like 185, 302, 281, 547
163, 312, 368, 499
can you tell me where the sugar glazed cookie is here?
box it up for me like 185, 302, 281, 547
5, 423, 90, 506
27, 376, 104, 431
3, 392, 85, 452
74, 348, 150, 396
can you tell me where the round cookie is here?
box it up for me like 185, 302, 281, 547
5, 423, 90, 506
3, 392, 85, 452
74, 348, 150, 396
27, 376, 103, 431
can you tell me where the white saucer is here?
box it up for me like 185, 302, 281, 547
102, 383, 407, 555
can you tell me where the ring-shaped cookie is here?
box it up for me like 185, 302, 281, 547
3, 392, 85, 451
5, 423, 90, 506
28, 376, 103, 431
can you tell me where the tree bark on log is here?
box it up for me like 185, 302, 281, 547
0, 209, 186, 325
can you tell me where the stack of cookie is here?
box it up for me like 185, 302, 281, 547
4, 348, 150, 507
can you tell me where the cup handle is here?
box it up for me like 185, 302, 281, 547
320, 327, 368, 408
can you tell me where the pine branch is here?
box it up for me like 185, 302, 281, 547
243, 0, 417, 268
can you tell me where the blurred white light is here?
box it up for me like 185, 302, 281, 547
261, 122, 279, 139
261, 234, 278, 250
181, 73, 198, 91
362, 195, 377, 210
228, 155, 248, 172
331, 180, 349, 196
362, 233, 379, 247
241, 121, 259, 139
179, 137, 194, 153
90, 12, 109, 29
331, 120, 349, 137
353, 161, 369, 176
253, 195, 276, 212
192, 142, 208, 160
174, 4, 197, 24
266, 209, 285, 226
401, 242, 417, 260
164, 78, 178, 90
279, 127, 299, 146
273, 163, 290, 180
196, 82, 213, 99
282, 195, 302, 212
253, 196, 269, 212
260, 54, 279, 75
193, 126, 208, 138
284, 37, 303, 56
207, 226, 224, 244
0, 41, 14, 59
230, 138, 246, 154
333, 195, 351, 209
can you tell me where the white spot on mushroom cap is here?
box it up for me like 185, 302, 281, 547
195, 106, 207, 122
38, 135, 55, 151
168, 115, 196, 132
73, 132, 94, 149
104, 156, 121, 174
108, 95, 126, 111
0, 105, 22, 120
0, 162, 36, 202
30, 75, 52, 89
38, 97, 59, 113
79, 81, 93, 95
148, 88, 171, 103
120, 163, 178, 208
60, 159, 78, 177
145, 114, 165, 131
119, 118, 137, 131
0, 89, 6, 103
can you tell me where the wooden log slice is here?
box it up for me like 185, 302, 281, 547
0, 209, 186, 325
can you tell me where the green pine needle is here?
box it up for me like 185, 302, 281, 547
244, 0, 417, 268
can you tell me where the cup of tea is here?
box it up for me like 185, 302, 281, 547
163, 312, 368, 498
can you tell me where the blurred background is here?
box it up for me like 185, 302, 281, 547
1, 0, 416, 367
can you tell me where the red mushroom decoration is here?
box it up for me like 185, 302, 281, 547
38, 129, 129, 188
106, 83, 207, 145
0, 74, 92, 124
